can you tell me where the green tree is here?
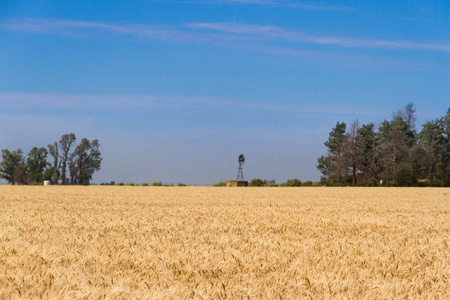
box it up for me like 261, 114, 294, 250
68, 153, 77, 184
14, 159, 28, 185
281, 178, 302, 187
71, 138, 102, 185
418, 119, 446, 183
357, 123, 379, 183
59, 133, 76, 184
378, 118, 411, 184
249, 178, 265, 187
88, 139, 102, 179
0, 149, 25, 185
404, 102, 417, 131
344, 120, 360, 186
27, 147, 49, 184
435, 108, 450, 185
317, 122, 347, 183
377, 104, 418, 186
317, 155, 331, 184
402, 103, 420, 183
47, 141, 60, 183
444, 108, 450, 140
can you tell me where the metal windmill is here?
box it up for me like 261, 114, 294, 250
236, 154, 245, 181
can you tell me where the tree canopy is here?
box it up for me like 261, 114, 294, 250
0, 134, 102, 185
317, 103, 450, 187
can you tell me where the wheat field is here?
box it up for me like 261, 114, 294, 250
0, 186, 448, 299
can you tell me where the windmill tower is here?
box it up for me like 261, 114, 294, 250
226, 154, 248, 187
236, 154, 245, 181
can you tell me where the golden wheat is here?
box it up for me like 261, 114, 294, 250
0, 186, 448, 298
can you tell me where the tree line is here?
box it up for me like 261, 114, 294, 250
0, 133, 102, 185
214, 178, 317, 187
317, 103, 450, 186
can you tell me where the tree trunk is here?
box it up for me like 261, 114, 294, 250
352, 165, 356, 186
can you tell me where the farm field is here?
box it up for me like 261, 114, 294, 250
0, 186, 449, 298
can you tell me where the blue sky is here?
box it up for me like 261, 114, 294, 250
1, 0, 449, 184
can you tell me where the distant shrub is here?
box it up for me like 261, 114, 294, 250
214, 181, 227, 187
431, 179, 444, 187
379, 180, 394, 187
142, 182, 149, 186
151, 181, 162, 186
116, 182, 124, 186
395, 168, 417, 187
415, 179, 430, 187
303, 181, 313, 186
356, 181, 379, 187
249, 178, 265, 187
127, 183, 135, 186
281, 179, 302, 187
178, 183, 187, 186
163, 183, 174, 187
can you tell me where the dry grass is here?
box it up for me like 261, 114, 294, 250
0, 186, 448, 299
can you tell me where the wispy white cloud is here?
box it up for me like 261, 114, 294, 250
3, 18, 450, 52
187, 22, 450, 52
0, 19, 217, 43
0, 93, 234, 111
0, 92, 388, 118
157, 0, 353, 11
1, 18, 449, 70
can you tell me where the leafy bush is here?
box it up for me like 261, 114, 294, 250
430, 179, 445, 187
356, 181, 380, 187
395, 168, 417, 187
249, 178, 265, 187
213, 181, 226, 187
142, 182, 149, 186
320, 176, 329, 185
303, 181, 313, 186
151, 181, 162, 186
379, 180, 394, 187
127, 182, 135, 186
116, 182, 124, 186
178, 183, 187, 186
281, 179, 302, 187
